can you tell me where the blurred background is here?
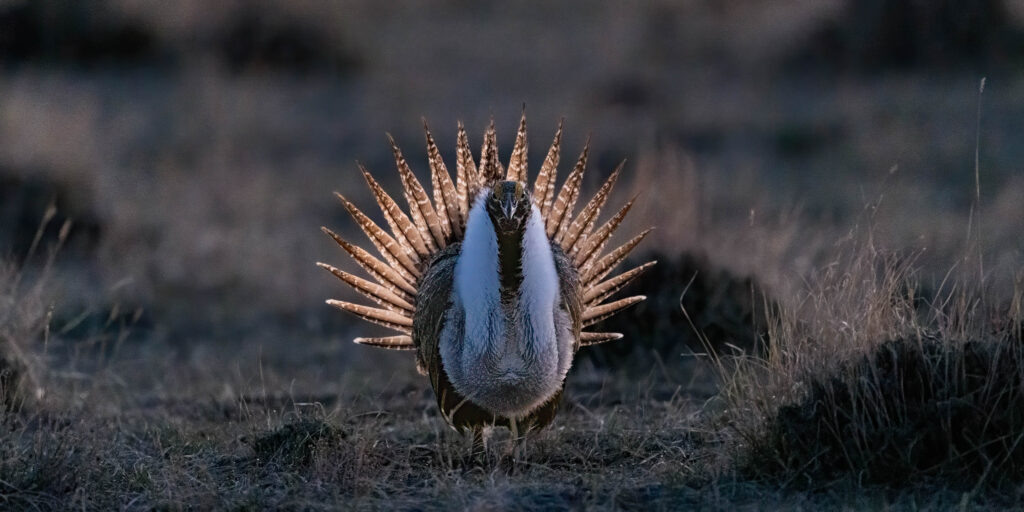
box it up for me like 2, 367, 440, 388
1, 0, 1023, 395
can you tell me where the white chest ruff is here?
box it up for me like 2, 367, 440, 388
440, 194, 575, 418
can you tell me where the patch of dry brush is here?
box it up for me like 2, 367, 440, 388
719, 230, 1024, 493
754, 334, 1024, 487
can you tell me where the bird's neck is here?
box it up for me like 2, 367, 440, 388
494, 217, 525, 310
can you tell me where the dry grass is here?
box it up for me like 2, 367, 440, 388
3, 212, 1023, 509
3, 1, 1024, 509
0, 206, 68, 412
713, 215, 1024, 500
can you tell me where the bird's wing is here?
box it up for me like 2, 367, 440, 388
552, 244, 582, 352
412, 243, 461, 376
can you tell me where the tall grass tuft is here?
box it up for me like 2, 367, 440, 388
716, 223, 1024, 490
0, 204, 68, 412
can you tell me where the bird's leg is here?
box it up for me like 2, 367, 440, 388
499, 420, 523, 472
518, 428, 528, 461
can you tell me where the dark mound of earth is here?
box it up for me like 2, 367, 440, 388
749, 334, 1024, 488
580, 251, 776, 372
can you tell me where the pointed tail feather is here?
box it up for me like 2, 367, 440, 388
582, 295, 645, 327
583, 260, 656, 306
546, 138, 589, 238
334, 192, 421, 280
354, 335, 415, 350
456, 121, 477, 222
321, 227, 417, 298
533, 118, 563, 216
580, 332, 624, 346
317, 262, 415, 313
574, 195, 637, 267
327, 299, 413, 334
423, 119, 461, 239
428, 156, 453, 241
388, 134, 444, 252
560, 160, 623, 253
583, 228, 653, 285
506, 109, 528, 183
479, 119, 503, 186
554, 142, 591, 243
358, 166, 429, 262
551, 140, 590, 241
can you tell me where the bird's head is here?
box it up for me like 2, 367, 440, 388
485, 180, 531, 235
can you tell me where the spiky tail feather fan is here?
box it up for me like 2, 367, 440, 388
320, 113, 654, 349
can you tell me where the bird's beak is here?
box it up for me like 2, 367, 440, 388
501, 195, 515, 220
497, 183, 521, 231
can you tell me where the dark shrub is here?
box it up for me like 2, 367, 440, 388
218, 11, 363, 76
746, 335, 1024, 488
791, 0, 1024, 73
0, 1, 162, 69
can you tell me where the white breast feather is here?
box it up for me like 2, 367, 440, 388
443, 192, 572, 418
453, 189, 501, 361
519, 204, 559, 357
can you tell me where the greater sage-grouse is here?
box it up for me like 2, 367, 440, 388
320, 114, 653, 444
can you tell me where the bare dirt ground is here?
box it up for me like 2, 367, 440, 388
2, 1, 1024, 509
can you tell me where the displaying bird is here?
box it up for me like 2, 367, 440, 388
319, 113, 654, 449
